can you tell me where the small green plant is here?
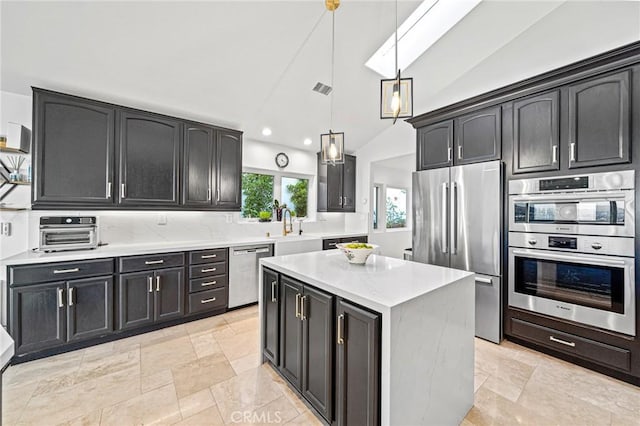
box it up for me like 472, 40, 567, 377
258, 211, 272, 222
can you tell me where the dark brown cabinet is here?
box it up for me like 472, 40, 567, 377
512, 90, 560, 174
417, 120, 453, 170
118, 266, 184, 330
317, 153, 356, 212
186, 248, 229, 315
336, 298, 380, 426
33, 89, 116, 207
455, 106, 502, 165
119, 111, 181, 206
262, 268, 279, 365
215, 130, 243, 210
183, 124, 214, 206
566, 70, 631, 169
278, 276, 334, 421
10, 276, 114, 355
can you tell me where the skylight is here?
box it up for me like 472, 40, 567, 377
365, 0, 483, 78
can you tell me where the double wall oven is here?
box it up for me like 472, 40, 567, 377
508, 171, 635, 336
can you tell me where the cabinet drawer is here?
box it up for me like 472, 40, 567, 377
511, 318, 631, 372
119, 252, 184, 273
189, 275, 228, 293
341, 235, 368, 244
189, 262, 227, 279
189, 248, 227, 265
322, 238, 341, 250
9, 259, 114, 286
188, 287, 227, 314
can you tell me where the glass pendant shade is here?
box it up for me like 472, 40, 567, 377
320, 131, 345, 165
380, 72, 413, 122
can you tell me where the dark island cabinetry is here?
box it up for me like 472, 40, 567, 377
317, 153, 356, 212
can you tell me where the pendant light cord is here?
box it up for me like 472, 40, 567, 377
395, 0, 398, 76
330, 10, 335, 131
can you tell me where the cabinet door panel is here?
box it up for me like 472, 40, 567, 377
317, 154, 329, 212
455, 106, 501, 165
33, 91, 115, 205
417, 120, 453, 170
302, 286, 333, 421
67, 276, 114, 342
154, 267, 185, 322
214, 130, 242, 209
342, 155, 356, 212
326, 163, 343, 211
568, 70, 631, 168
513, 91, 560, 174
10, 282, 66, 354
118, 271, 154, 330
279, 277, 303, 389
262, 268, 279, 365
119, 112, 181, 205
336, 299, 380, 426
184, 124, 213, 206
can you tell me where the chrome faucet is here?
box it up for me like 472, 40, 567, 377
282, 208, 293, 236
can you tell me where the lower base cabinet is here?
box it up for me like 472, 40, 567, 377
262, 269, 380, 425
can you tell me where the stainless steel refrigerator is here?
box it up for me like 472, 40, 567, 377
412, 160, 502, 343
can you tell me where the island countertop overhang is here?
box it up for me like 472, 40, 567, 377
260, 250, 474, 313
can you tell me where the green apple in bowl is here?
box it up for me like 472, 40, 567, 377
336, 243, 379, 264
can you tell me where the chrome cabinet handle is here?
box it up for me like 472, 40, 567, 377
591, 243, 603, 250
441, 182, 449, 254
148, 276, 153, 293
155, 276, 160, 292
121, 183, 126, 198
338, 196, 343, 206
300, 296, 306, 321
271, 281, 277, 303
447, 146, 452, 162
201, 280, 217, 287
53, 268, 79, 274
107, 182, 112, 198
68, 287, 75, 306
145, 260, 164, 265
57, 288, 64, 308
200, 254, 217, 259
475, 277, 492, 285
549, 336, 575, 347
207, 188, 212, 201
528, 239, 537, 246
201, 268, 217, 273
458, 145, 463, 160
201, 297, 217, 304
451, 182, 458, 255
337, 314, 345, 345
295, 293, 301, 318
569, 143, 576, 162
552, 145, 558, 164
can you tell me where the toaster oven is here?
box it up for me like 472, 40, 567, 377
39, 216, 98, 252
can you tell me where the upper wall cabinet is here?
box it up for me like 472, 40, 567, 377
119, 112, 181, 206
317, 154, 356, 213
416, 120, 453, 170
512, 90, 560, 174
31, 88, 243, 211
566, 70, 631, 169
455, 106, 502, 165
33, 90, 116, 207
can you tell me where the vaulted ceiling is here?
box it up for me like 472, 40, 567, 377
1, 1, 639, 153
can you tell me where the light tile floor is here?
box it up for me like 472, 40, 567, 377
3, 305, 640, 425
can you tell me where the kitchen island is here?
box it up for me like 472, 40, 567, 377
259, 250, 475, 426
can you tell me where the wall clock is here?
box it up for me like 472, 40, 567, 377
275, 152, 289, 168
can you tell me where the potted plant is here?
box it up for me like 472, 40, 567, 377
258, 211, 272, 222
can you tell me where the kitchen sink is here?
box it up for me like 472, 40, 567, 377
270, 234, 322, 256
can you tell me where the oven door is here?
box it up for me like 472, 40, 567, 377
508, 247, 635, 336
509, 190, 634, 237
40, 227, 98, 251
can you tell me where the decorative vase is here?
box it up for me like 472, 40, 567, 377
276, 208, 283, 222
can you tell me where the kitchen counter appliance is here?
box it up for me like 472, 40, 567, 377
508, 171, 635, 336
413, 160, 502, 343
39, 216, 98, 252
228, 245, 273, 308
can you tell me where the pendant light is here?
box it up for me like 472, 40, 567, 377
320, 0, 345, 165
380, 0, 413, 124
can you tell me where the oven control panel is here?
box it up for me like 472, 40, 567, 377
548, 236, 577, 250
508, 232, 634, 257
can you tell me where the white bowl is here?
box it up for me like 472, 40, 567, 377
335, 243, 379, 264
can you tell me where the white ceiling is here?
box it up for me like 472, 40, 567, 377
1, 1, 639, 154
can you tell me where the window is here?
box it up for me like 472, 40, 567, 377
386, 187, 407, 228
281, 177, 309, 218
241, 173, 274, 218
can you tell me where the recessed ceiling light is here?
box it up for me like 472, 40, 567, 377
262, 127, 272, 136
303, 138, 313, 146
365, 0, 482, 78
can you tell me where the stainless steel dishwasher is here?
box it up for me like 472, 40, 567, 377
228, 245, 273, 308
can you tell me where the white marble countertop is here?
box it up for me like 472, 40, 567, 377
261, 250, 473, 313
0, 327, 14, 370
1, 231, 368, 266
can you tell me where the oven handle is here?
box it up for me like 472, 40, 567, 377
511, 249, 627, 266
511, 191, 627, 203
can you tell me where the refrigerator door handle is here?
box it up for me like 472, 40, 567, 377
451, 181, 458, 255
442, 182, 449, 254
